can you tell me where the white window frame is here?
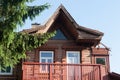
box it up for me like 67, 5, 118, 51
39, 51, 54, 73
0, 67, 13, 75
66, 51, 80, 80
66, 51, 80, 64
39, 51, 54, 63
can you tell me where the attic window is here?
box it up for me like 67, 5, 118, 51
51, 29, 67, 40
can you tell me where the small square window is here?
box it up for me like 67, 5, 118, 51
0, 66, 12, 75
96, 58, 106, 65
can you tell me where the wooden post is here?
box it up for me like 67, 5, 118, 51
22, 64, 25, 80
99, 65, 102, 80
81, 65, 82, 80
50, 64, 52, 80
92, 66, 95, 80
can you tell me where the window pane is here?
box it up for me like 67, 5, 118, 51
41, 59, 46, 63
48, 59, 52, 63
67, 51, 80, 64
68, 53, 78, 57
68, 57, 73, 64
96, 58, 105, 65
51, 29, 67, 40
6, 67, 11, 73
41, 53, 52, 57
40, 51, 53, 64
68, 53, 73, 57
1, 66, 11, 73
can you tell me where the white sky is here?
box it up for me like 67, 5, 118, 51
20, 0, 120, 73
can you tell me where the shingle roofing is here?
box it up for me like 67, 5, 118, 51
21, 4, 103, 40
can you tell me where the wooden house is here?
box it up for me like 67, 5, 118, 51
0, 5, 118, 80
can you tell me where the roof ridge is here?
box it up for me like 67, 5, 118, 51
20, 4, 104, 41
57, 5, 103, 36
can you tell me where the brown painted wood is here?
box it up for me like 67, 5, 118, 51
22, 62, 107, 80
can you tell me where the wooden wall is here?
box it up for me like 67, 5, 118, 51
0, 40, 109, 80
81, 49, 91, 64
25, 40, 110, 66
92, 48, 110, 71
25, 40, 92, 64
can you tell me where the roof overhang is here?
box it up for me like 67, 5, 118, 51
21, 4, 104, 46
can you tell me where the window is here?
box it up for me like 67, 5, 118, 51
39, 51, 54, 72
40, 51, 53, 63
0, 66, 12, 75
67, 51, 80, 64
66, 51, 80, 80
51, 29, 67, 40
96, 57, 106, 65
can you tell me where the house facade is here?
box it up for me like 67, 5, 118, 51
0, 5, 116, 80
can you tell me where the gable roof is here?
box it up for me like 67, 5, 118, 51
21, 4, 104, 43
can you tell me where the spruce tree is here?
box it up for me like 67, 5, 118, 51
0, 0, 55, 67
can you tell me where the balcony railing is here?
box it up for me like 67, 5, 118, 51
22, 62, 107, 80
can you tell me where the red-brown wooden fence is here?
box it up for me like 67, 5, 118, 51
22, 62, 107, 80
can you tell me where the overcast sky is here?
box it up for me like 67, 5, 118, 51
20, 0, 120, 73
